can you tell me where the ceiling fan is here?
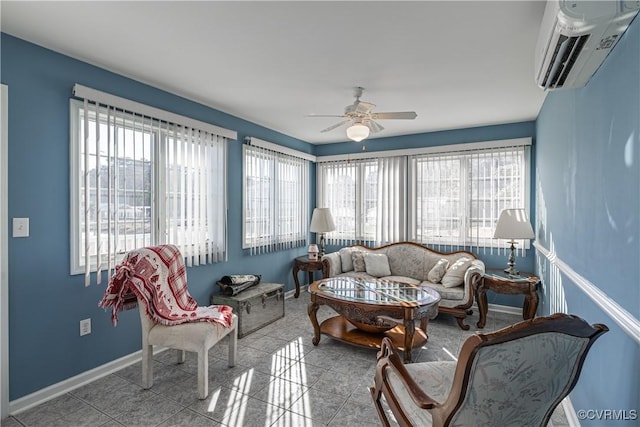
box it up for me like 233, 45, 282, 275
308, 87, 417, 142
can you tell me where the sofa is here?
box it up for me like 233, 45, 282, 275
321, 242, 485, 330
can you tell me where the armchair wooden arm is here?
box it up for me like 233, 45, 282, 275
371, 338, 443, 426
376, 338, 440, 409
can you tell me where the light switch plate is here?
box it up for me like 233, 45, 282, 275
13, 218, 29, 238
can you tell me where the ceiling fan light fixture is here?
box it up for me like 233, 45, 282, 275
346, 123, 370, 142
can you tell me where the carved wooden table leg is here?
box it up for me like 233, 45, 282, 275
292, 265, 302, 299
419, 317, 428, 334
403, 318, 416, 363
523, 286, 539, 320
476, 283, 489, 329
307, 301, 321, 345
293, 256, 323, 299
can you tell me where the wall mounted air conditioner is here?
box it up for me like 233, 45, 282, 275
535, 0, 640, 90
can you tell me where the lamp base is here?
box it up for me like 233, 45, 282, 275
319, 234, 326, 257
504, 240, 519, 276
504, 266, 520, 276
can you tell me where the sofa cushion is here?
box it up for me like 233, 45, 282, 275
364, 253, 392, 277
441, 257, 472, 288
385, 244, 427, 280
421, 281, 465, 301
339, 247, 354, 272
427, 258, 449, 283
351, 251, 366, 272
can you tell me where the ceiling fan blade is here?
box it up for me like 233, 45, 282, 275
371, 111, 417, 120
367, 120, 384, 133
306, 114, 347, 118
320, 119, 351, 133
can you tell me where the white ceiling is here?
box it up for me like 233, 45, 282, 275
1, 1, 548, 144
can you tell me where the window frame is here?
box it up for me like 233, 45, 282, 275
408, 145, 531, 249
316, 139, 532, 249
69, 99, 227, 274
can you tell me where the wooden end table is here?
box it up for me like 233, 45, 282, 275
292, 256, 323, 298
476, 269, 540, 329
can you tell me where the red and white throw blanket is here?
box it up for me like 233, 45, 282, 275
99, 245, 233, 328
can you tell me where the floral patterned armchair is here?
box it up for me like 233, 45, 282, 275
370, 313, 608, 427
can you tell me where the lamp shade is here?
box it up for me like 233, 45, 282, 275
493, 209, 535, 239
346, 124, 370, 142
310, 208, 336, 233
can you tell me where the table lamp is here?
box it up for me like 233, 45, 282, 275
310, 208, 335, 257
493, 208, 534, 276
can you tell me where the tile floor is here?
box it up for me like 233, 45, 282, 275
2, 295, 569, 427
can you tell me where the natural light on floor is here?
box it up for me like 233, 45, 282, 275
203, 336, 312, 426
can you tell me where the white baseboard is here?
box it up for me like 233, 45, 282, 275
8, 348, 166, 416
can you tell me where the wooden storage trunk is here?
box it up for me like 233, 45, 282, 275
211, 282, 284, 338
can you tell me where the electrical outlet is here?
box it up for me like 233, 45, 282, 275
80, 318, 91, 336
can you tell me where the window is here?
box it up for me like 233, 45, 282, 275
243, 144, 309, 254
409, 145, 529, 251
70, 95, 229, 283
316, 156, 406, 245
316, 140, 530, 252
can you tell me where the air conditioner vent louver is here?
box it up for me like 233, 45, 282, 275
543, 35, 590, 89
535, 1, 639, 91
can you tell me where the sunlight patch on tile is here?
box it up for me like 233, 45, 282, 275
442, 347, 458, 361
275, 336, 304, 361
231, 367, 255, 395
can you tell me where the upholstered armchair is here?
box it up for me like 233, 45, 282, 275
370, 313, 608, 427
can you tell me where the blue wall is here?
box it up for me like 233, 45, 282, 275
535, 16, 639, 425
2, 32, 538, 400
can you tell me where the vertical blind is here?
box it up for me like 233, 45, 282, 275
409, 145, 528, 254
317, 143, 529, 253
316, 156, 406, 246
243, 144, 309, 255
73, 88, 231, 285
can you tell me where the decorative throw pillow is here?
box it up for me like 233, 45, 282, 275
339, 247, 354, 272
364, 253, 392, 277
351, 251, 366, 272
441, 257, 472, 288
427, 258, 449, 283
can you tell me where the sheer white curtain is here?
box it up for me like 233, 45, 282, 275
73, 88, 231, 285
317, 156, 406, 246
243, 144, 309, 255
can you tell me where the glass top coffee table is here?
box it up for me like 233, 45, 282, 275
308, 276, 440, 362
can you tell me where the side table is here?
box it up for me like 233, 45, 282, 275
476, 269, 540, 329
292, 256, 323, 298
